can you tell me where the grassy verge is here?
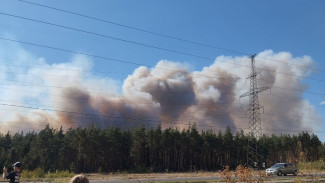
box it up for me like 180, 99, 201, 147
298, 160, 325, 171
20, 168, 74, 182
160, 181, 212, 183
16, 162, 325, 183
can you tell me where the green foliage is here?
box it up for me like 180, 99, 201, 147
0, 124, 324, 174
21, 167, 46, 179
45, 170, 74, 178
20, 168, 73, 181
298, 160, 325, 171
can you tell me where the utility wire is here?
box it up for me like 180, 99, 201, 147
0, 103, 161, 121
17, 0, 322, 72
1, 54, 325, 97
1, 76, 324, 113
0, 103, 321, 134
0, 98, 247, 116
2, 68, 325, 98
0, 12, 215, 61
1, 57, 325, 97
0, 12, 324, 82
0, 85, 247, 110
1, 37, 324, 84
1, 78, 238, 96
1, 68, 325, 99
0, 83, 319, 121
0, 37, 242, 82
0, 57, 241, 82
17, 0, 248, 55
0, 87, 322, 122
1, 99, 321, 135
0, 102, 248, 125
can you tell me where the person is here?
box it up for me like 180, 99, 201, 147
2, 162, 22, 183
70, 174, 89, 183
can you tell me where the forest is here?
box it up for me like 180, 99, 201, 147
0, 124, 324, 173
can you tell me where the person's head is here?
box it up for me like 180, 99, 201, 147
70, 174, 89, 183
12, 162, 22, 172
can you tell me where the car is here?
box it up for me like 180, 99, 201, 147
265, 163, 298, 176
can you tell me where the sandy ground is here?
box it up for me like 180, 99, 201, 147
3, 171, 325, 182
87, 172, 221, 180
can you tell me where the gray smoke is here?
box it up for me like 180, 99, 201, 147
0, 41, 321, 134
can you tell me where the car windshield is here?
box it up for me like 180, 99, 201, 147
271, 164, 284, 168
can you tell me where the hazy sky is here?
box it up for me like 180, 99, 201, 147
0, 0, 324, 140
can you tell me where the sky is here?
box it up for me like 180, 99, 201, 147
0, 0, 324, 140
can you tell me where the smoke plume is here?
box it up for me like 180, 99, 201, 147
0, 41, 321, 134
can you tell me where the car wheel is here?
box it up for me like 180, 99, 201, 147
277, 171, 282, 176
293, 170, 298, 176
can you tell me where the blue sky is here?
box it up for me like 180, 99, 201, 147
0, 0, 325, 140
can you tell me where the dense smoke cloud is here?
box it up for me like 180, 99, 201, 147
0, 41, 321, 134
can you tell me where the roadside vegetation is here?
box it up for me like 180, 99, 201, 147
19, 168, 73, 182
0, 124, 324, 176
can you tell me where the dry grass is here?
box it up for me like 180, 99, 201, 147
20, 169, 74, 183
219, 165, 267, 183
85, 171, 221, 181
18, 164, 325, 183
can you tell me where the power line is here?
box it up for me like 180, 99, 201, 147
262, 111, 322, 121
0, 102, 249, 129
1, 53, 325, 97
1, 92, 321, 122
0, 56, 243, 82
270, 91, 308, 102
0, 57, 325, 99
0, 12, 324, 82
1, 76, 324, 113
1, 58, 325, 98
17, 0, 322, 72
1, 77, 239, 96
0, 57, 125, 74
0, 86, 322, 122
0, 88, 320, 135
0, 84, 241, 105
260, 78, 325, 97
0, 105, 321, 135
0, 94, 247, 111
0, 83, 297, 105
0, 12, 215, 61
0, 65, 325, 96
3, 71, 325, 99
0, 103, 160, 121
0, 61, 322, 121
1, 37, 324, 84
0, 38, 243, 82
0, 100, 244, 115
1, 81, 324, 122
17, 0, 249, 55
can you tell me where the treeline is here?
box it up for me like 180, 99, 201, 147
0, 124, 324, 173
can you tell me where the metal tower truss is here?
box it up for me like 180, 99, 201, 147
240, 54, 270, 168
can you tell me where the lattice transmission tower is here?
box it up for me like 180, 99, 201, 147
240, 54, 270, 168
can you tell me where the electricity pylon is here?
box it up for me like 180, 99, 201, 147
240, 54, 269, 168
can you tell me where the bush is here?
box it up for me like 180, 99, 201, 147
21, 168, 46, 179
20, 168, 73, 180
46, 170, 74, 178
298, 160, 325, 171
